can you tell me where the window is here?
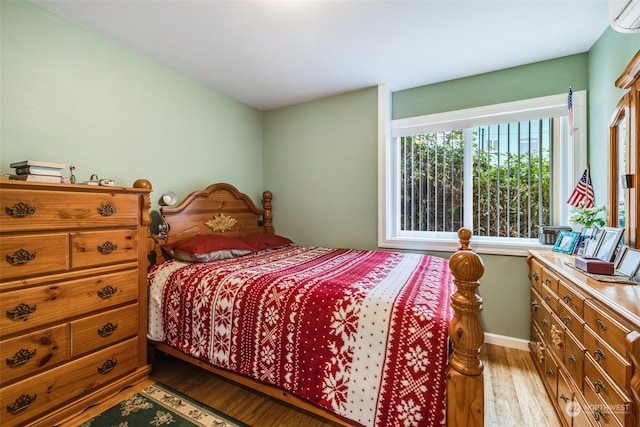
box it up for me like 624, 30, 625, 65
377, 87, 587, 256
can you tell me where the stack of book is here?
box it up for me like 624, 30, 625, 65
9, 160, 65, 183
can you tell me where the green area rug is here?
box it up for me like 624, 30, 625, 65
79, 382, 248, 427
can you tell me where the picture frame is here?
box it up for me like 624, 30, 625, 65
582, 228, 603, 258
574, 226, 599, 256
552, 231, 581, 254
594, 227, 625, 262
631, 264, 640, 285
615, 246, 640, 276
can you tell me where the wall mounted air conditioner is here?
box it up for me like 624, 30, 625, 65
610, 0, 640, 33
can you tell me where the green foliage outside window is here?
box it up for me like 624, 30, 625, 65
400, 130, 551, 238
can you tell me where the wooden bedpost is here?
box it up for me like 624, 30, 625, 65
447, 228, 485, 427
262, 190, 274, 234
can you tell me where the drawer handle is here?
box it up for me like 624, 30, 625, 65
97, 241, 118, 255
540, 319, 548, 327
594, 379, 606, 393
563, 294, 572, 303
97, 358, 117, 375
544, 278, 552, 285
559, 393, 569, 403
97, 285, 118, 299
593, 407, 606, 421
98, 322, 118, 338
6, 303, 37, 321
544, 295, 551, 302
594, 348, 606, 361
567, 354, 577, 364
545, 368, 554, 377
5, 249, 36, 265
562, 315, 571, 325
97, 204, 117, 217
6, 393, 37, 415
596, 319, 607, 331
531, 300, 539, 311
532, 271, 539, 281
6, 349, 37, 368
5, 202, 36, 218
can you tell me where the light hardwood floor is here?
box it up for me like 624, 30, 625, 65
65, 343, 562, 427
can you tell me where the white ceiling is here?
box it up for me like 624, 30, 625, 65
33, 0, 610, 111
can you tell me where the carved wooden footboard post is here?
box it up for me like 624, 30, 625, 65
447, 228, 484, 427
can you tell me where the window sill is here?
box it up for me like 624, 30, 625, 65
379, 236, 554, 257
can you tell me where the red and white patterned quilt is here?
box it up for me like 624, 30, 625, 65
148, 245, 454, 427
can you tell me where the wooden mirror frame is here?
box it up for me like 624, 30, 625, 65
609, 50, 640, 249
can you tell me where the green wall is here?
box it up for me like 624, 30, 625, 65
587, 29, 640, 206
0, 1, 265, 208
393, 53, 589, 120
263, 88, 378, 250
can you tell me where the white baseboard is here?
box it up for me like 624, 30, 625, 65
484, 333, 530, 351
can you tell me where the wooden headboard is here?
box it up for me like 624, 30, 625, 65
152, 183, 273, 260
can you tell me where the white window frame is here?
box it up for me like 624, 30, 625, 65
377, 85, 587, 256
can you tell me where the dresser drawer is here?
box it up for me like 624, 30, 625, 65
531, 288, 552, 339
0, 234, 69, 281
583, 381, 623, 427
584, 301, 631, 358
70, 229, 138, 269
530, 320, 546, 372
585, 356, 633, 427
0, 337, 138, 427
557, 299, 583, 341
557, 369, 574, 427
71, 304, 138, 357
584, 326, 632, 390
541, 268, 559, 295
543, 349, 559, 398
0, 270, 138, 337
0, 190, 139, 232
529, 258, 543, 293
541, 283, 558, 313
558, 280, 584, 319
563, 330, 584, 386
0, 325, 69, 386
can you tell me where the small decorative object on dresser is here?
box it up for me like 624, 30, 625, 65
9, 160, 65, 183
528, 250, 640, 427
594, 227, 625, 262
615, 246, 640, 276
552, 231, 581, 254
0, 179, 152, 427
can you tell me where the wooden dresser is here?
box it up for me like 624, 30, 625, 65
0, 179, 152, 427
528, 250, 640, 427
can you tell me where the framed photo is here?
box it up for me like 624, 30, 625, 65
594, 227, 624, 262
631, 264, 640, 285
574, 226, 599, 256
552, 231, 581, 254
615, 246, 640, 276
583, 228, 603, 258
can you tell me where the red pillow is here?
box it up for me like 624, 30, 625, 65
237, 233, 293, 252
164, 234, 255, 263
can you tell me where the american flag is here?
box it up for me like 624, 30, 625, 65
568, 86, 577, 136
567, 168, 594, 208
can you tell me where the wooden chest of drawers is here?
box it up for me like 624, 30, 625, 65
528, 250, 640, 427
0, 180, 152, 427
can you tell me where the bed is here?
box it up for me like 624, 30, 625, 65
146, 182, 485, 427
